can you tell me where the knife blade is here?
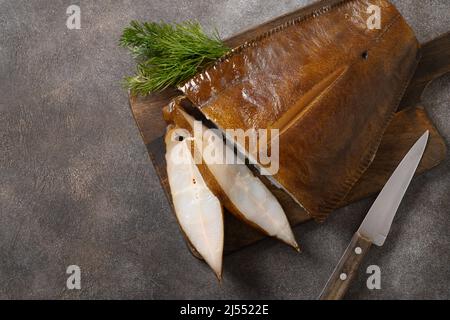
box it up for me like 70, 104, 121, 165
319, 130, 429, 300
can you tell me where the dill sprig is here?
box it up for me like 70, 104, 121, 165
120, 20, 230, 95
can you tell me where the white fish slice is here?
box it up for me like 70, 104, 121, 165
178, 109, 299, 250
165, 126, 224, 279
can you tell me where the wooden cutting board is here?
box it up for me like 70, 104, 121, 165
128, 1, 449, 256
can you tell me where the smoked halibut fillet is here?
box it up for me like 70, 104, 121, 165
179, 0, 420, 221
165, 126, 224, 279
163, 98, 299, 249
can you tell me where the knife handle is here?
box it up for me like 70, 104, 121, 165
319, 232, 372, 300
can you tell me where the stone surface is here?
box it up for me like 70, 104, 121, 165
0, 0, 448, 299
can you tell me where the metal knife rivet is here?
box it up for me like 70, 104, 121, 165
340, 273, 347, 281
355, 247, 362, 255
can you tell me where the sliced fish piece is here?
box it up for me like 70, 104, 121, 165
165, 126, 224, 279
166, 101, 299, 250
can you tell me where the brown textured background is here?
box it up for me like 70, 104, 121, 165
0, 0, 449, 299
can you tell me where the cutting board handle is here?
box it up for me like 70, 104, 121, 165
400, 32, 450, 108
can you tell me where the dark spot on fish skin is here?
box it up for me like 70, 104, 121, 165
362, 51, 369, 60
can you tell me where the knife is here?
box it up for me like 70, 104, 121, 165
319, 130, 429, 300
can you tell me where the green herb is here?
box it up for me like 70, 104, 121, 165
120, 20, 230, 95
